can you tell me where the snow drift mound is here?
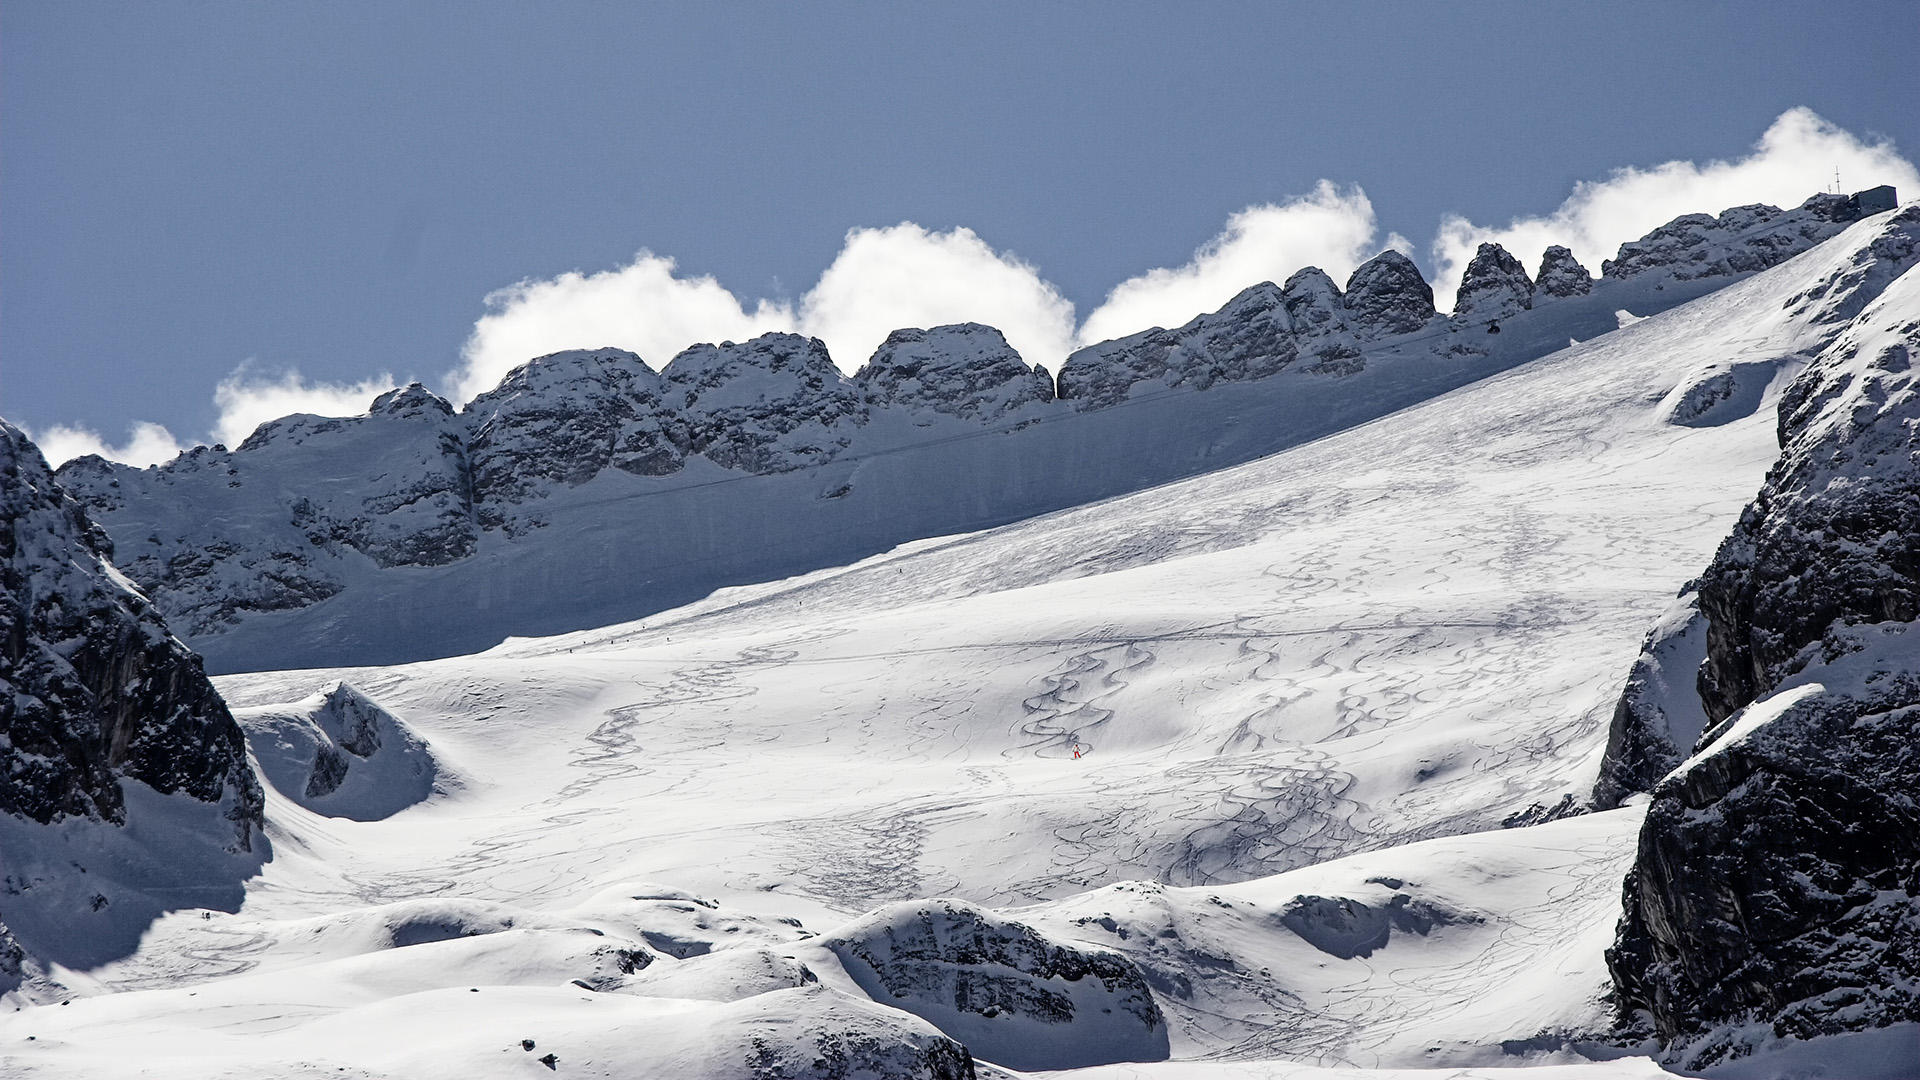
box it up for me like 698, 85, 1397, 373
1601, 209, 1920, 1066
0, 420, 264, 986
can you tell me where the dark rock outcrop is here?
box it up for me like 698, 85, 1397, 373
1, 420, 261, 841
1279, 266, 1348, 341
465, 348, 685, 532
826, 898, 1168, 1070
1453, 242, 1534, 321
856, 324, 1053, 421
661, 333, 867, 473
1342, 250, 1437, 338
1601, 191, 1880, 283
1602, 232, 1920, 1064
1057, 283, 1297, 410
1535, 245, 1594, 299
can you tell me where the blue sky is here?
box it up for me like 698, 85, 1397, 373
4, 1, 1917, 461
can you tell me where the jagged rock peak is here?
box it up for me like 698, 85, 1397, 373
1279, 267, 1347, 339
369, 382, 452, 418
1535, 245, 1593, 298
661, 332, 865, 474
1056, 282, 1296, 410
1453, 242, 1534, 321
0, 419, 262, 843
1342, 250, 1436, 337
466, 347, 683, 524
855, 323, 1053, 421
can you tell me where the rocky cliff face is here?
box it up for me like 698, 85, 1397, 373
857, 323, 1054, 421
1453, 242, 1535, 321
1, 420, 261, 840
2, 421, 265, 987
1341, 250, 1437, 338
1600, 192, 1870, 282
662, 333, 867, 474
1535, 245, 1593, 298
1056, 283, 1298, 409
465, 348, 685, 534
1600, 210, 1920, 1065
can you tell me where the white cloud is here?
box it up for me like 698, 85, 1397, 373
30, 421, 185, 468
1076, 181, 1380, 347
453, 253, 794, 403
1432, 107, 1920, 307
795, 223, 1078, 373
212, 366, 398, 448
448, 227, 1077, 389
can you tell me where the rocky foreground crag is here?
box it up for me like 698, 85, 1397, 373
57, 191, 1888, 673
1, 421, 264, 986
1598, 205, 1920, 1066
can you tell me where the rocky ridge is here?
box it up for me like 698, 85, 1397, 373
1599, 206, 1920, 1065
52, 191, 1902, 672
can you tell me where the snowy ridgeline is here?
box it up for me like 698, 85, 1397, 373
4, 198, 1916, 1078
56, 191, 1880, 673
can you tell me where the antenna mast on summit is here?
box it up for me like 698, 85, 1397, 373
1834, 166, 1842, 194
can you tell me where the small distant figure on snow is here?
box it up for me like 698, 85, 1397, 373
1071, 743, 1084, 759
1486, 320, 1502, 334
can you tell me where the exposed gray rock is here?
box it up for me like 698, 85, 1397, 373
1535, 245, 1594, 299
0, 420, 261, 841
1342, 250, 1436, 338
2, 420, 266, 983
1603, 226, 1920, 1065
1278, 891, 1462, 960
661, 333, 867, 473
1592, 591, 1711, 809
1453, 242, 1534, 322
1056, 283, 1296, 410
1279, 266, 1347, 340
856, 324, 1053, 421
1601, 192, 1876, 283
826, 898, 1168, 1070
465, 348, 684, 533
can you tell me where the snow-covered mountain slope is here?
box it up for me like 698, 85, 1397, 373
0, 421, 264, 991
57, 193, 1882, 674
8, 203, 1915, 1078
1602, 221, 1920, 1067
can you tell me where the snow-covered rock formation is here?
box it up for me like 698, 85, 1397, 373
1601, 207, 1920, 1065
0, 421, 264, 985
236, 683, 438, 820
857, 323, 1054, 421
1601, 191, 1873, 282
1536, 244, 1594, 298
55, 193, 1905, 677
1453, 242, 1535, 322
824, 898, 1166, 1070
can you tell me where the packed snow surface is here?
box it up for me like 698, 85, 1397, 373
8, 207, 1920, 1078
